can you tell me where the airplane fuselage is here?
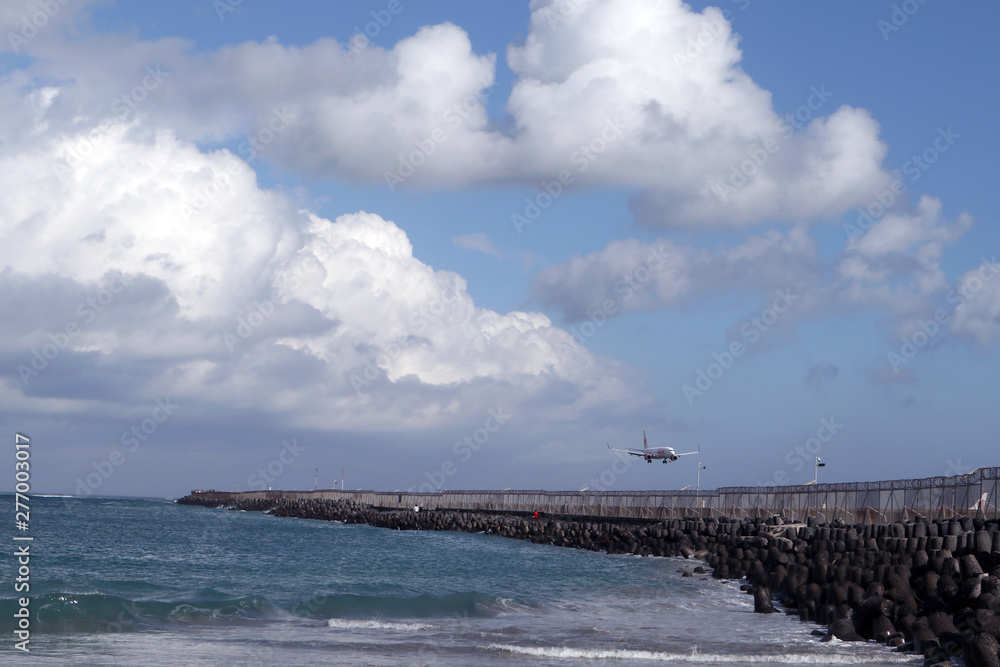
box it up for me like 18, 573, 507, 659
644, 447, 678, 462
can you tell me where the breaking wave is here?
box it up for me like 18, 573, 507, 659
485, 644, 913, 663
326, 618, 433, 632
0, 589, 505, 633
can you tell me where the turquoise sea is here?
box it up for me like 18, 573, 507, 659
1, 496, 919, 666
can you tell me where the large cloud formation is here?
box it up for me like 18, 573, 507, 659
0, 117, 634, 432
1, 0, 991, 398
9, 0, 890, 229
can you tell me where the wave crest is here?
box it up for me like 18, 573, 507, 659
485, 644, 910, 663
326, 618, 433, 632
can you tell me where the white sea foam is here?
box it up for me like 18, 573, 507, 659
327, 618, 433, 632
485, 644, 913, 663
488, 596, 535, 614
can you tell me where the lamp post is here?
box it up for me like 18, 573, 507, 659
697, 462, 707, 492
814, 457, 826, 484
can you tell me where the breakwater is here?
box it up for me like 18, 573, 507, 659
185, 466, 1000, 522
178, 492, 1000, 666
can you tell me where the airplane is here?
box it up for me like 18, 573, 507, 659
607, 431, 699, 464
970, 492, 991, 511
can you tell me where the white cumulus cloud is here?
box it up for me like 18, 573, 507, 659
0, 119, 636, 432
7, 0, 894, 228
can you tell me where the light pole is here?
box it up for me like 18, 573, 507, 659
697, 462, 707, 492
814, 457, 826, 484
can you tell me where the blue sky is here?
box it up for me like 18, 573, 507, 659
1, 0, 997, 497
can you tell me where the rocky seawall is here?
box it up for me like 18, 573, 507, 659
177, 494, 1000, 666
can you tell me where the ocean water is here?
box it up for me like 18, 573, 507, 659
1, 496, 919, 666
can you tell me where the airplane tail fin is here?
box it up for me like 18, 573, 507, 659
971, 492, 989, 510
643, 430, 648, 450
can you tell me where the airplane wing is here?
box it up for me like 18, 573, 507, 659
674, 444, 701, 457
607, 442, 646, 457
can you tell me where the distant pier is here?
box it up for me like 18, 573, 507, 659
185, 466, 999, 524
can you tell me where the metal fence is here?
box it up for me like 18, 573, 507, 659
716, 466, 1000, 524
190, 467, 1000, 524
